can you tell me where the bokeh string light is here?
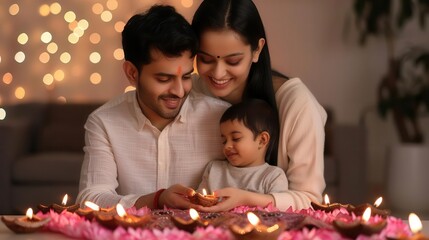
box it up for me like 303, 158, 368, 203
0, 0, 197, 119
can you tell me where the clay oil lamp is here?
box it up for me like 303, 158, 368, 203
352, 197, 390, 217
95, 203, 150, 230
333, 207, 387, 239
38, 194, 79, 214
1, 208, 51, 233
311, 194, 354, 212
229, 212, 285, 240
75, 201, 108, 220
171, 208, 209, 233
408, 213, 429, 240
189, 188, 219, 207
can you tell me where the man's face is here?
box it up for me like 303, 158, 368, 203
134, 49, 194, 129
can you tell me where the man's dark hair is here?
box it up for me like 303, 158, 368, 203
122, 5, 198, 71
220, 99, 280, 165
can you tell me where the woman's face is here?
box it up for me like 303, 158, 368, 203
196, 29, 261, 104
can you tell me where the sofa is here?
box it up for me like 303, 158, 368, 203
0, 102, 367, 214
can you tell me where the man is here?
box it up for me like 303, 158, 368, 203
77, 5, 229, 209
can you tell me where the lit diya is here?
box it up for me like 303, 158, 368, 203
75, 201, 115, 220
229, 212, 285, 240
189, 188, 219, 207
38, 194, 79, 214
333, 207, 387, 239
171, 208, 209, 233
94, 203, 150, 229
351, 197, 390, 217
1, 208, 50, 233
408, 213, 429, 240
311, 194, 354, 212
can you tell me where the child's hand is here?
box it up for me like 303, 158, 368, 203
195, 187, 248, 212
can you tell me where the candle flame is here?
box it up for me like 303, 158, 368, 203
62, 194, 68, 205
84, 201, 100, 211
324, 194, 330, 205
189, 208, 199, 220
374, 197, 382, 207
247, 212, 260, 226
362, 207, 371, 222
202, 188, 207, 196
409, 213, 422, 234
116, 204, 126, 218
26, 208, 33, 220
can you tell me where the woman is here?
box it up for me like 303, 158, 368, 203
192, 0, 327, 211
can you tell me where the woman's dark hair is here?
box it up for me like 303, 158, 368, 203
122, 5, 198, 71
193, 0, 280, 165
220, 99, 280, 166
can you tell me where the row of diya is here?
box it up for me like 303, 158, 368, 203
1, 192, 428, 240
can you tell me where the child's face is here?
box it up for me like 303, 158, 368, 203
220, 119, 266, 167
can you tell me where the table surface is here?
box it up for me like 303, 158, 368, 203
1, 216, 429, 239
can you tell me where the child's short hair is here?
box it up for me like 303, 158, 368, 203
220, 99, 280, 165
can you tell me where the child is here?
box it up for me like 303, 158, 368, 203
197, 99, 288, 211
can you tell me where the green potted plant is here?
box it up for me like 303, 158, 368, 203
353, 0, 429, 143
351, 0, 429, 214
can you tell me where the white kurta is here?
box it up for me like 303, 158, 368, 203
77, 90, 230, 208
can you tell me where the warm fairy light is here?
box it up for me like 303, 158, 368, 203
15, 87, 25, 99
124, 86, 136, 92
89, 33, 101, 44
189, 208, 199, 220
89, 52, 101, 63
15, 51, 25, 63
114, 21, 125, 33
9, 4, 20, 15
39, 52, 50, 63
62, 194, 68, 205
374, 197, 382, 207
47, 42, 58, 54
116, 204, 126, 218
57, 96, 67, 103
54, 69, 65, 81
60, 52, 71, 64
181, 0, 194, 8
90, 73, 102, 84
0, 108, 6, 120
362, 207, 371, 222
50, 2, 61, 15
107, 0, 118, 10
84, 201, 100, 211
26, 208, 33, 220
3, 73, 13, 84
64, 11, 76, 23
39, 4, 50, 16
17, 33, 29, 45
43, 74, 54, 85
73, 27, 84, 37
409, 213, 422, 234
101, 11, 113, 22
247, 212, 260, 226
41, 32, 52, 43
92, 3, 104, 15
68, 21, 78, 31
202, 188, 208, 196
78, 19, 89, 30
324, 194, 330, 205
68, 33, 79, 44
113, 48, 124, 60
